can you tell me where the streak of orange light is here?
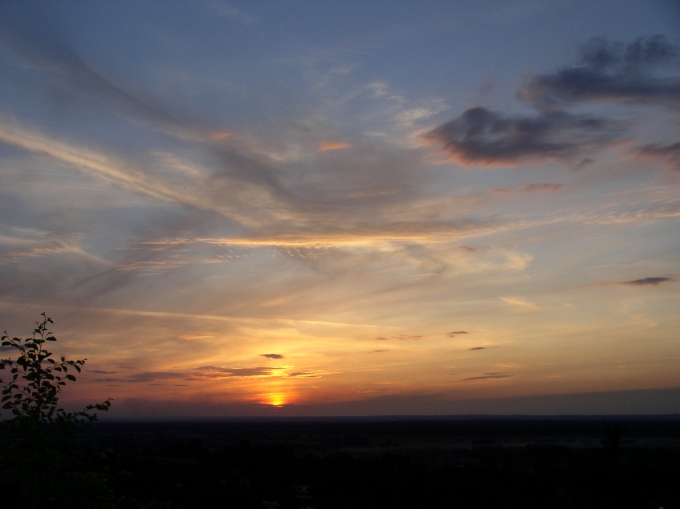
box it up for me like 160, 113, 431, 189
318, 141, 350, 152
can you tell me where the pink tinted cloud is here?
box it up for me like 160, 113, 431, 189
318, 141, 350, 152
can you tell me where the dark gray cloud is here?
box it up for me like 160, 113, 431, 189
89, 369, 117, 375
634, 141, 680, 172
463, 372, 511, 381
422, 107, 624, 167
469, 347, 485, 351
447, 331, 468, 337
519, 35, 680, 108
261, 353, 285, 359
622, 277, 675, 286
129, 371, 186, 383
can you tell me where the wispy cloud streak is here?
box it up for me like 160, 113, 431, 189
622, 277, 675, 286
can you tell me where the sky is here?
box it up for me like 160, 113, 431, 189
1, 0, 679, 419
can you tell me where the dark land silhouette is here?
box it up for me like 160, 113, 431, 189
2, 416, 677, 508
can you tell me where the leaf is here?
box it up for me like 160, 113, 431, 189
1, 313, 112, 431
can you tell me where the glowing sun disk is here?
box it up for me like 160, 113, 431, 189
265, 393, 287, 407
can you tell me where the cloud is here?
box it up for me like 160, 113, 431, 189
501, 296, 541, 310
422, 106, 624, 167
622, 276, 675, 286
446, 331, 468, 337
373, 334, 422, 341
0, 228, 108, 267
633, 141, 680, 172
194, 364, 325, 378
0, 117, 499, 259
129, 372, 187, 383
318, 141, 350, 152
0, 120, 287, 229
210, 131, 232, 140
0, 20, 219, 142
286, 370, 323, 378
458, 246, 475, 253
204, 0, 257, 27
423, 36, 678, 172
462, 372, 512, 381
261, 353, 285, 359
519, 35, 680, 108
492, 183, 563, 194
522, 183, 563, 192
469, 347, 486, 351
179, 335, 214, 341
192, 217, 496, 248
196, 365, 281, 377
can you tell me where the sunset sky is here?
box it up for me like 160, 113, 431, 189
1, 1, 679, 419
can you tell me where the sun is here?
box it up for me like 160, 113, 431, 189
265, 393, 287, 408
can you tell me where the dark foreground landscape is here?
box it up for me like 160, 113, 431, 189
2, 416, 680, 508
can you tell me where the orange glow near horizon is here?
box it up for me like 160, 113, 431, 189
211, 131, 232, 140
